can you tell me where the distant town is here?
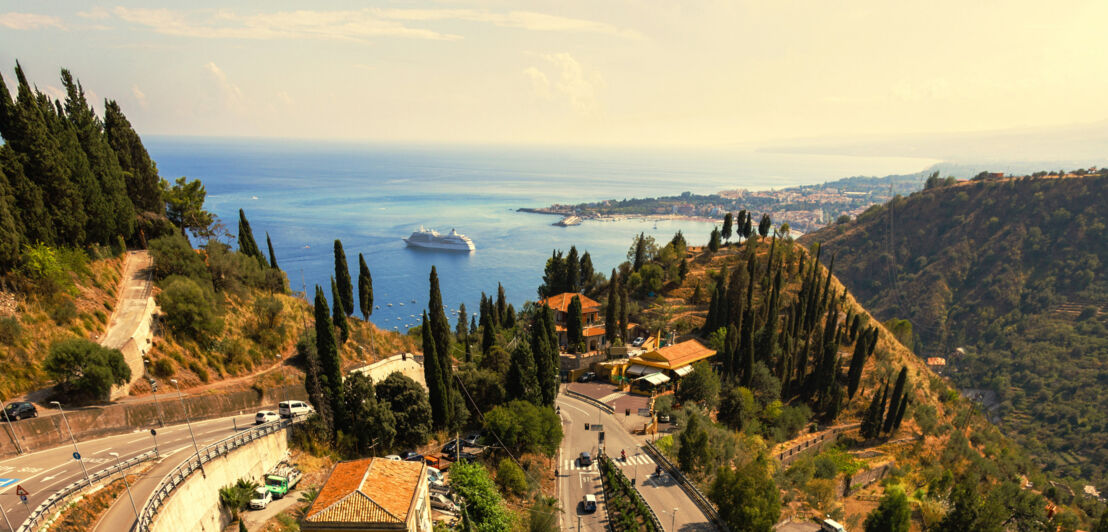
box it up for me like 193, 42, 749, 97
522, 172, 929, 234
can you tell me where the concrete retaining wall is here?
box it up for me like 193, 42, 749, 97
110, 298, 158, 400
775, 423, 860, 466
842, 460, 896, 496
349, 353, 425, 388
0, 384, 306, 459
151, 428, 290, 532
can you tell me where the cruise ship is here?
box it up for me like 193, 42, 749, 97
403, 226, 476, 252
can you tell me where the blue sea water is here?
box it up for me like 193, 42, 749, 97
146, 137, 935, 333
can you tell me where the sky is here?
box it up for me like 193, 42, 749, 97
2, 1, 1108, 150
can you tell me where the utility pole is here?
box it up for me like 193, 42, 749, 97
0, 498, 14, 532
671, 507, 678, 531
109, 452, 139, 521
170, 379, 205, 476
50, 401, 91, 488
144, 359, 165, 427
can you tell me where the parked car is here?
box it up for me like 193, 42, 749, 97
442, 440, 460, 454
430, 492, 457, 512
278, 400, 314, 418
249, 487, 273, 510
657, 413, 671, 423
426, 466, 443, 483
462, 431, 484, 446
446, 448, 478, 461
577, 372, 596, 383
821, 519, 846, 532
581, 494, 597, 513
255, 411, 280, 424
384, 455, 402, 461
2, 402, 37, 421
632, 337, 645, 347
578, 452, 592, 467
401, 451, 424, 462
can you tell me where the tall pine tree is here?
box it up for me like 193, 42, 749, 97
421, 310, 448, 428
428, 266, 454, 428
884, 366, 908, 434
334, 240, 354, 317
357, 253, 373, 321
314, 285, 345, 428
331, 277, 349, 344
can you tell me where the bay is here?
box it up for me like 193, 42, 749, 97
146, 137, 935, 333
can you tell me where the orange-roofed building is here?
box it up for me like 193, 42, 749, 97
302, 458, 431, 532
621, 339, 717, 394
540, 292, 607, 352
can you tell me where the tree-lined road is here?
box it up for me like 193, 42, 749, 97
557, 393, 716, 531
0, 412, 258, 529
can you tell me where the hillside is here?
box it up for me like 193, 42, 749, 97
802, 174, 1108, 484
603, 232, 1097, 529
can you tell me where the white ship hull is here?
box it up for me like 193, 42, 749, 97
403, 238, 475, 251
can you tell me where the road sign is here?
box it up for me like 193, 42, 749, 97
19, 495, 27, 503
599, 431, 605, 443
592, 424, 603, 431
15, 485, 28, 497
72, 451, 81, 460
150, 429, 157, 436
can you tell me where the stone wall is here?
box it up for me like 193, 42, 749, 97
842, 460, 896, 496
151, 428, 289, 532
0, 384, 306, 459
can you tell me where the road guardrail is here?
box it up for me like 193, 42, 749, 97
18, 450, 158, 532
643, 441, 726, 532
132, 417, 302, 532
565, 388, 615, 414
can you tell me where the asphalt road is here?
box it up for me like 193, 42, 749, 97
0, 412, 259, 530
557, 393, 716, 532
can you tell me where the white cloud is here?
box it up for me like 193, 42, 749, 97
132, 85, 148, 109
0, 12, 64, 30
891, 78, 951, 102
526, 53, 602, 115
204, 62, 243, 111
43, 85, 66, 103
113, 7, 461, 42
375, 9, 643, 39
77, 7, 111, 20
276, 90, 293, 105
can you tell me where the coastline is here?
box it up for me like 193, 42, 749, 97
517, 207, 717, 225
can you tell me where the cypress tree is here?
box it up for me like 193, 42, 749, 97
238, 209, 263, 261
540, 250, 565, 298
735, 210, 747, 241
691, 280, 702, 304
565, 246, 580, 293
480, 294, 496, 354
496, 283, 507, 326
892, 395, 909, 432
421, 311, 448, 428
504, 303, 517, 329
846, 327, 871, 400
470, 315, 477, 334
334, 240, 354, 316
428, 266, 454, 428
861, 382, 886, 439
722, 212, 733, 242
619, 286, 630, 342
567, 295, 584, 353
884, 366, 909, 434
742, 211, 753, 239
266, 233, 278, 269
740, 309, 755, 387
723, 323, 739, 379
533, 316, 558, 406
314, 285, 345, 428
679, 258, 689, 281
708, 226, 721, 252
103, 100, 162, 213
357, 253, 373, 321
633, 232, 647, 271
331, 277, 350, 344
456, 303, 468, 338
605, 272, 619, 342
507, 334, 540, 404
758, 213, 772, 237
580, 252, 594, 293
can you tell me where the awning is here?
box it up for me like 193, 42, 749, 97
625, 364, 661, 378
636, 373, 671, 386
674, 365, 694, 377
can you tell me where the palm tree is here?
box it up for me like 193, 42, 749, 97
297, 486, 321, 519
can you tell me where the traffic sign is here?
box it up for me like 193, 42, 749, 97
72, 451, 81, 460
599, 431, 605, 443
150, 429, 157, 436
19, 495, 27, 503
15, 484, 28, 497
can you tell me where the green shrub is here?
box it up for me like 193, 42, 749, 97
156, 276, 222, 342
496, 458, 529, 497
43, 338, 131, 401
152, 358, 175, 378
49, 296, 78, 325
0, 316, 22, 345
188, 361, 210, 383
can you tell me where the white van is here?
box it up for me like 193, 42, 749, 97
821, 519, 846, 532
278, 400, 314, 418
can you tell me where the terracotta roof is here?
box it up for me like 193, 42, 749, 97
926, 357, 946, 366
582, 325, 606, 337
541, 293, 600, 313
305, 458, 424, 526
639, 339, 716, 368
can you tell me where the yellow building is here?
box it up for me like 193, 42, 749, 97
302, 458, 432, 532
620, 339, 716, 394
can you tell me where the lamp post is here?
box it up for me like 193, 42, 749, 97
50, 401, 91, 487
0, 498, 14, 532
109, 452, 139, 520
143, 359, 164, 427
671, 507, 678, 531
169, 379, 205, 476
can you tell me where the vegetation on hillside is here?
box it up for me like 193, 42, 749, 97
805, 173, 1108, 484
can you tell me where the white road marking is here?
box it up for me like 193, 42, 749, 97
0, 460, 70, 495
559, 401, 590, 417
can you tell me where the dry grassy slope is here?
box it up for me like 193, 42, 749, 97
0, 254, 127, 397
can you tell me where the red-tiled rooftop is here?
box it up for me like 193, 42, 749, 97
541, 293, 600, 313
304, 458, 423, 526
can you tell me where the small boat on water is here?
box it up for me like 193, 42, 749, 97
387, 303, 393, 307
554, 215, 582, 227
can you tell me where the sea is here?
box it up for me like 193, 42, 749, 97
146, 137, 936, 334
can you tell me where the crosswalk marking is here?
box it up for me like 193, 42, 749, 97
561, 454, 654, 471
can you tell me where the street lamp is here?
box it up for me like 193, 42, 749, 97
109, 452, 139, 520
143, 359, 164, 427
169, 379, 205, 476
671, 507, 678, 532
50, 401, 91, 487
0, 497, 14, 532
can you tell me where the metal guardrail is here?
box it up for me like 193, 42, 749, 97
565, 388, 615, 414
18, 450, 159, 532
132, 418, 300, 532
643, 441, 726, 532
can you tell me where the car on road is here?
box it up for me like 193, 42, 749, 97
255, 411, 280, 424
577, 372, 596, 383
578, 452, 592, 467
249, 487, 273, 510
631, 337, 645, 347
581, 494, 597, 513
278, 400, 314, 419
3, 401, 37, 421
401, 451, 424, 462
384, 454, 402, 461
